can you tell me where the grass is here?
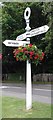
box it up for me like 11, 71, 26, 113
2, 79, 25, 83
2, 96, 52, 118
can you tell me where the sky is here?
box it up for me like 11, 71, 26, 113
0, 2, 4, 7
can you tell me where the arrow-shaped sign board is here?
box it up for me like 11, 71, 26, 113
30, 25, 49, 37
3, 40, 30, 47
16, 25, 49, 41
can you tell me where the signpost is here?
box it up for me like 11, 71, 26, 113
16, 25, 49, 41
3, 7, 49, 110
3, 40, 30, 47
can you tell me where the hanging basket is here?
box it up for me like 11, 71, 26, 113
13, 44, 45, 65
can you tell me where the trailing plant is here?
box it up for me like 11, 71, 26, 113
13, 44, 45, 65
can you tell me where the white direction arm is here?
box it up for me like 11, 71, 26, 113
16, 25, 49, 41
3, 40, 30, 47
30, 25, 49, 37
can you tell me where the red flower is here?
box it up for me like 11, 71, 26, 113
29, 44, 32, 47
29, 51, 34, 56
23, 47, 27, 52
14, 50, 19, 56
25, 51, 29, 54
34, 54, 39, 59
42, 52, 45, 57
39, 52, 45, 61
40, 57, 43, 61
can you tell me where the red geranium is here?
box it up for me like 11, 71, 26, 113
23, 47, 27, 52
40, 57, 43, 61
25, 51, 29, 54
39, 52, 45, 61
42, 52, 45, 57
29, 44, 32, 47
14, 50, 19, 57
34, 54, 39, 60
29, 51, 34, 56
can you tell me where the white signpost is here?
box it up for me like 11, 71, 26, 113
16, 25, 49, 41
3, 40, 30, 47
3, 7, 49, 110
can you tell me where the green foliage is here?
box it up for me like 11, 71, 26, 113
42, 2, 53, 55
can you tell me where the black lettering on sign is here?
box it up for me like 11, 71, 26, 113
12, 43, 19, 44
8, 42, 11, 44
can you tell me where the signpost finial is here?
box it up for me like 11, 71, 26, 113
24, 7, 31, 20
24, 7, 31, 39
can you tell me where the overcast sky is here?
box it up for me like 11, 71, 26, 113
0, 2, 4, 7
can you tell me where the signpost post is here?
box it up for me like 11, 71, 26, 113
3, 7, 49, 110
24, 7, 32, 110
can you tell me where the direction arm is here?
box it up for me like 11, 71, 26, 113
16, 25, 49, 41
3, 40, 30, 47
30, 25, 49, 37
